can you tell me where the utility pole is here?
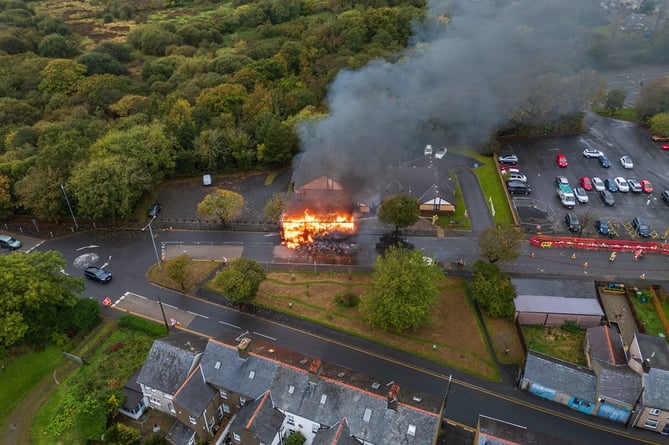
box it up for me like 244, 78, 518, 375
60, 184, 78, 230
142, 216, 162, 271
157, 297, 170, 332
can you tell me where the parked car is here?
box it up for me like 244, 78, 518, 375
202, 174, 212, 186
627, 179, 642, 193
599, 156, 611, 168
652, 135, 669, 142
579, 176, 593, 191
555, 176, 569, 186
500, 163, 519, 171
574, 187, 589, 204
565, 213, 580, 232
582, 148, 603, 158
84, 266, 113, 284
504, 172, 527, 183
592, 177, 605, 192
595, 220, 610, 236
662, 190, 669, 204
620, 155, 633, 169
148, 203, 162, 217
0, 234, 21, 250
506, 181, 531, 195
555, 153, 568, 167
640, 180, 653, 194
424, 144, 433, 155
614, 177, 629, 192
604, 178, 618, 193
498, 154, 518, 164
600, 190, 615, 206
435, 147, 447, 159
660, 142, 669, 151
632, 217, 651, 238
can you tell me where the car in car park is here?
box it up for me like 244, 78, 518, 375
507, 181, 531, 195
600, 190, 615, 206
620, 155, 634, 169
84, 266, 113, 284
604, 178, 618, 193
652, 135, 669, 142
435, 147, 447, 159
565, 213, 580, 232
640, 180, 653, 194
202, 174, 212, 186
556, 176, 569, 186
500, 163, 519, 172
614, 177, 629, 192
662, 190, 669, 204
574, 187, 589, 204
583, 148, 603, 158
424, 144, 433, 155
579, 176, 593, 191
555, 153, 568, 167
498, 154, 518, 164
595, 220, 610, 236
632, 217, 651, 238
504, 172, 527, 183
627, 179, 642, 193
592, 177, 605, 192
148, 203, 162, 217
659, 142, 669, 150
0, 234, 21, 250
599, 156, 611, 168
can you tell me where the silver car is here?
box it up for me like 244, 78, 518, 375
620, 156, 633, 169
582, 148, 603, 158
0, 234, 21, 250
614, 177, 629, 192
592, 177, 605, 192
574, 187, 589, 204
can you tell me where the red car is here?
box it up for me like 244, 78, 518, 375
579, 176, 593, 191
555, 153, 568, 167
641, 179, 653, 193
662, 143, 669, 151
500, 163, 519, 172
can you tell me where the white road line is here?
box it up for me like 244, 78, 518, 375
219, 321, 241, 330
188, 311, 209, 319
163, 303, 177, 309
253, 331, 277, 341
76, 245, 100, 251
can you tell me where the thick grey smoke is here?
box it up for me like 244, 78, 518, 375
295, 0, 602, 200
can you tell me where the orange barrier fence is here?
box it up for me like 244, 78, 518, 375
530, 235, 669, 255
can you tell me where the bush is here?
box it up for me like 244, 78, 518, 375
334, 291, 359, 308
561, 320, 582, 333
119, 315, 167, 338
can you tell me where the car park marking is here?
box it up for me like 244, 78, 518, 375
219, 321, 241, 330
76, 245, 100, 251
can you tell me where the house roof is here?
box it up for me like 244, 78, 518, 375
514, 295, 604, 317
174, 365, 218, 417
586, 325, 627, 366
136, 332, 208, 395
166, 420, 195, 445
121, 369, 144, 412
512, 278, 595, 299
476, 414, 573, 445
312, 418, 360, 445
644, 368, 669, 409
380, 165, 455, 206
523, 351, 597, 402
633, 333, 669, 370
595, 364, 642, 406
229, 391, 284, 443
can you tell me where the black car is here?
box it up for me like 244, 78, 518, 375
599, 156, 611, 168
148, 203, 162, 217
84, 266, 113, 284
600, 190, 615, 206
565, 213, 580, 232
595, 220, 610, 236
632, 217, 651, 238
604, 178, 618, 193
506, 180, 531, 195
663, 190, 669, 204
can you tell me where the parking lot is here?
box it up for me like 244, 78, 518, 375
504, 113, 669, 238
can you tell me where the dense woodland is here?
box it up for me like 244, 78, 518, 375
0, 0, 669, 221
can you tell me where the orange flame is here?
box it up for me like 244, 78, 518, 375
281, 209, 356, 249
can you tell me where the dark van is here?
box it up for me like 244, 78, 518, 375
507, 180, 531, 195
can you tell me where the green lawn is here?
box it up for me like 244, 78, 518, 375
522, 325, 587, 366
0, 346, 63, 428
630, 291, 669, 338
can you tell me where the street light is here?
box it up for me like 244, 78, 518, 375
60, 184, 78, 230
142, 216, 162, 271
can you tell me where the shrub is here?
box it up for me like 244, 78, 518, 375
119, 315, 167, 338
561, 320, 582, 333
334, 291, 359, 308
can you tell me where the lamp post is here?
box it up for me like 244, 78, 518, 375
142, 216, 162, 271
60, 184, 78, 230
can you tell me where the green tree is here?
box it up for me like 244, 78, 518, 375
197, 189, 245, 224
212, 258, 266, 304
469, 260, 516, 318
257, 119, 298, 166
0, 175, 13, 217
263, 192, 286, 223
604, 88, 625, 113
636, 76, 669, 120
284, 431, 306, 445
104, 423, 142, 445
166, 254, 194, 291
15, 166, 66, 220
478, 225, 524, 263
195, 127, 231, 170
377, 193, 420, 237
649, 112, 669, 137
361, 246, 441, 333
39, 59, 86, 97
77, 51, 128, 76
38, 33, 80, 58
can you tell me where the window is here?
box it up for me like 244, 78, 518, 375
248, 370, 255, 379
288, 385, 295, 394
218, 405, 224, 419
188, 435, 196, 445
648, 408, 661, 416
189, 416, 197, 425
233, 432, 241, 442
149, 397, 161, 407
644, 419, 659, 429
220, 390, 228, 399
223, 404, 231, 413
312, 424, 319, 433
239, 397, 246, 406
286, 415, 295, 426
433, 203, 440, 211
320, 394, 327, 405
214, 361, 221, 369
208, 415, 215, 428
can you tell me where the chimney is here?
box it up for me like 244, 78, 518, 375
308, 359, 322, 384
237, 338, 251, 360
387, 384, 400, 411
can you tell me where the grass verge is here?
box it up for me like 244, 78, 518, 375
629, 290, 669, 337
522, 325, 587, 366
148, 259, 221, 292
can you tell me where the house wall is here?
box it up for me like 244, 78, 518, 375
635, 406, 669, 433
419, 203, 454, 214
140, 384, 177, 416
280, 410, 320, 445
516, 312, 601, 327
174, 394, 223, 442
229, 427, 261, 445
626, 337, 644, 375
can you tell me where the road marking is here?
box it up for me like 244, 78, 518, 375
76, 245, 100, 251
253, 331, 277, 341
188, 311, 209, 319
219, 321, 241, 329
443, 418, 475, 432
163, 303, 177, 309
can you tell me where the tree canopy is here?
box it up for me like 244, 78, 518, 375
197, 189, 245, 224
361, 246, 442, 333
212, 258, 266, 304
477, 225, 524, 263
469, 260, 516, 318
377, 193, 420, 236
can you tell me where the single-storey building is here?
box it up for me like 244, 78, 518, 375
514, 295, 604, 327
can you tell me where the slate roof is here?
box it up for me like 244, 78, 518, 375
380, 165, 455, 206
312, 419, 360, 445
165, 420, 195, 445
595, 364, 642, 406
514, 295, 604, 317
634, 333, 669, 370
476, 415, 573, 445
523, 351, 597, 402
174, 365, 218, 417
511, 278, 595, 299
644, 368, 669, 410
136, 332, 208, 395
121, 369, 144, 412
586, 325, 627, 366
229, 391, 284, 443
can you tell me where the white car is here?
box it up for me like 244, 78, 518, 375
435, 147, 447, 159
582, 148, 603, 158
424, 144, 433, 155
202, 174, 212, 186
505, 172, 527, 183
592, 177, 605, 192
614, 176, 629, 192
620, 155, 633, 169
574, 187, 589, 204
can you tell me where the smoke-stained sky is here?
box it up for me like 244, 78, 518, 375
295, 0, 602, 193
